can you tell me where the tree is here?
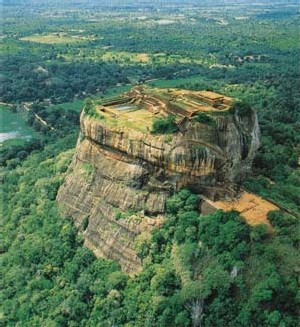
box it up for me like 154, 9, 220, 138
230, 100, 252, 116
195, 112, 215, 126
152, 115, 179, 134
180, 281, 204, 327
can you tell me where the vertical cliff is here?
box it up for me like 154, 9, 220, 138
57, 87, 260, 273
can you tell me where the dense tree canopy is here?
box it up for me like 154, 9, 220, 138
2, 145, 298, 327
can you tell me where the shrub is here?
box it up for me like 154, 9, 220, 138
83, 98, 104, 119
230, 100, 252, 116
267, 211, 297, 229
152, 115, 179, 134
195, 112, 215, 126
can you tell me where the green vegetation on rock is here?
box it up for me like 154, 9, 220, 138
83, 98, 104, 120
195, 112, 215, 126
152, 115, 179, 134
230, 100, 253, 116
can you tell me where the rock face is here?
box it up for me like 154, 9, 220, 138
57, 86, 260, 273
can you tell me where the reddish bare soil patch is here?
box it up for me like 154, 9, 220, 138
212, 191, 279, 227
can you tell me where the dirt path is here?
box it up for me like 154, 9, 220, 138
23, 103, 55, 130
1, 101, 55, 131
0, 102, 14, 107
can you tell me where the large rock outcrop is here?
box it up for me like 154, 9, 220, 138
57, 86, 260, 273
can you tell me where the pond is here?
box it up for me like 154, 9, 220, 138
0, 105, 36, 146
114, 104, 138, 111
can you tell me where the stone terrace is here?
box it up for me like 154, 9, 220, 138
95, 86, 233, 130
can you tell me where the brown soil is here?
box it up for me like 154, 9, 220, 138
214, 191, 279, 227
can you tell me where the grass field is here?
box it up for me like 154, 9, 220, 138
101, 84, 132, 97
60, 49, 216, 67
146, 75, 213, 89
48, 99, 84, 113
0, 105, 36, 146
48, 86, 132, 113
150, 53, 216, 66
100, 51, 216, 65
95, 105, 154, 133
102, 51, 149, 63
20, 32, 97, 44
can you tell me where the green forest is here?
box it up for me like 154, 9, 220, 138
1, 1, 299, 326
1, 147, 298, 326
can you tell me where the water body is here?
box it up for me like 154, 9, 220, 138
0, 105, 36, 145
115, 104, 138, 111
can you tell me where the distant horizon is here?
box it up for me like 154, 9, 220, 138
2, 0, 299, 6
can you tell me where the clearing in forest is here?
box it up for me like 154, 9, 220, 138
101, 51, 150, 63
213, 191, 279, 227
20, 32, 97, 44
